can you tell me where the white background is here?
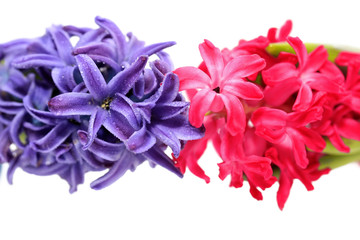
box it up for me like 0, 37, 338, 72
1, 0, 360, 239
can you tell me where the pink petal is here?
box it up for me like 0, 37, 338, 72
288, 129, 308, 168
174, 67, 211, 91
296, 127, 326, 152
220, 94, 246, 135
293, 83, 313, 111
277, 173, 293, 210
209, 94, 224, 112
288, 106, 323, 127
262, 62, 298, 87
222, 54, 266, 82
199, 39, 224, 87
263, 80, 301, 107
278, 20, 292, 41
328, 129, 350, 153
336, 118, 360, 141
189, 88, 216, 127
305, 73, 342, 93
287, 37, 308, 69
251, 107, 287, 143
302, 45, 328, 73
222, 80, 263, 100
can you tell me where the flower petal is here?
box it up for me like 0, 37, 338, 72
149, 124, 181, 157
9, 110, 26, 149
303, 45, 328, 73
293, 83, 313, 111
95, 16, 126, 62
83, 107, 108, 149
52, 66, 77, 93
131, 41, 176, 62
90, 151, 145, 190
77, 130, 125, 161
263, 80, 301, 107
103, 110, 135, 141
110, 93, 141, 129
287, 36, 308, 69
189, 88, 216, 127
222, 80, 263, 100
125, 123, 156, 154
152, 101, 189, 120
144, 146, 183, 178
75, 54, 108, 101
157, 73, 180, 103
107, 56, 148, 96
199, 39, 224, 87
48, 92, 96, 116
174, 66, 211, 91
222, 54, 266, 81
47, 25, 75, 65
262, 62, 298, 87
73, 42, 116, 60
220, 94, 246, 135
31, 122, 76, 153
12, 54, 65, 69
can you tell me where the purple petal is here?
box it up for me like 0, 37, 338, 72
47, 25, 75, 65
75, 54, 108, 101
143, 146, 183, 178
95, 16, 126, 62
90, 150, 145, 190
154, 115, 205, 141
7, 156, 20, 184
126, 32, 145, 56
148, 124, 181, 157
52, 66, 77, 93
0, 99, 24, 114
12, 54, 65, 69
9, 110, 26, 149
110, 93, 141, 129
0, 127, 11, 163
75, 28, 107, 47
103, 110, 135, 141
54, 144, 74, 163
86, 54, 122, 72
24, 100, 67, 125
157, 73, 179, 103
48, 92, 96, 116
125, 123, 156, 154
3, 68, 31, 98
31, 121, 76, 152
107, 55, 148, 96
156, 52, 174, 70
134, 69, 157, 98
73, 82, 87, 93
22, 162, 68, 176
78, 130, 125, 161
83, 107, 108, 149
58, 162, 84, 193
152, 101, 189, 120
130, 41, 176, 62
73, 42, 116, 60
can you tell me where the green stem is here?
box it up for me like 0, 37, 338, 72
266, 42, 360, 62
319, 153, 360, 170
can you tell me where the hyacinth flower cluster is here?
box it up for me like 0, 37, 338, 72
0, 16, 204, 192
173, 20, 360, 209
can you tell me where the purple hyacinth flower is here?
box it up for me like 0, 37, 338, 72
0, 17, 205, 193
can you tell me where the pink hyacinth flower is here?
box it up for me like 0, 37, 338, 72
174, 39, 266, 135
251, 106, 326, 168
263, 36, 343, 111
